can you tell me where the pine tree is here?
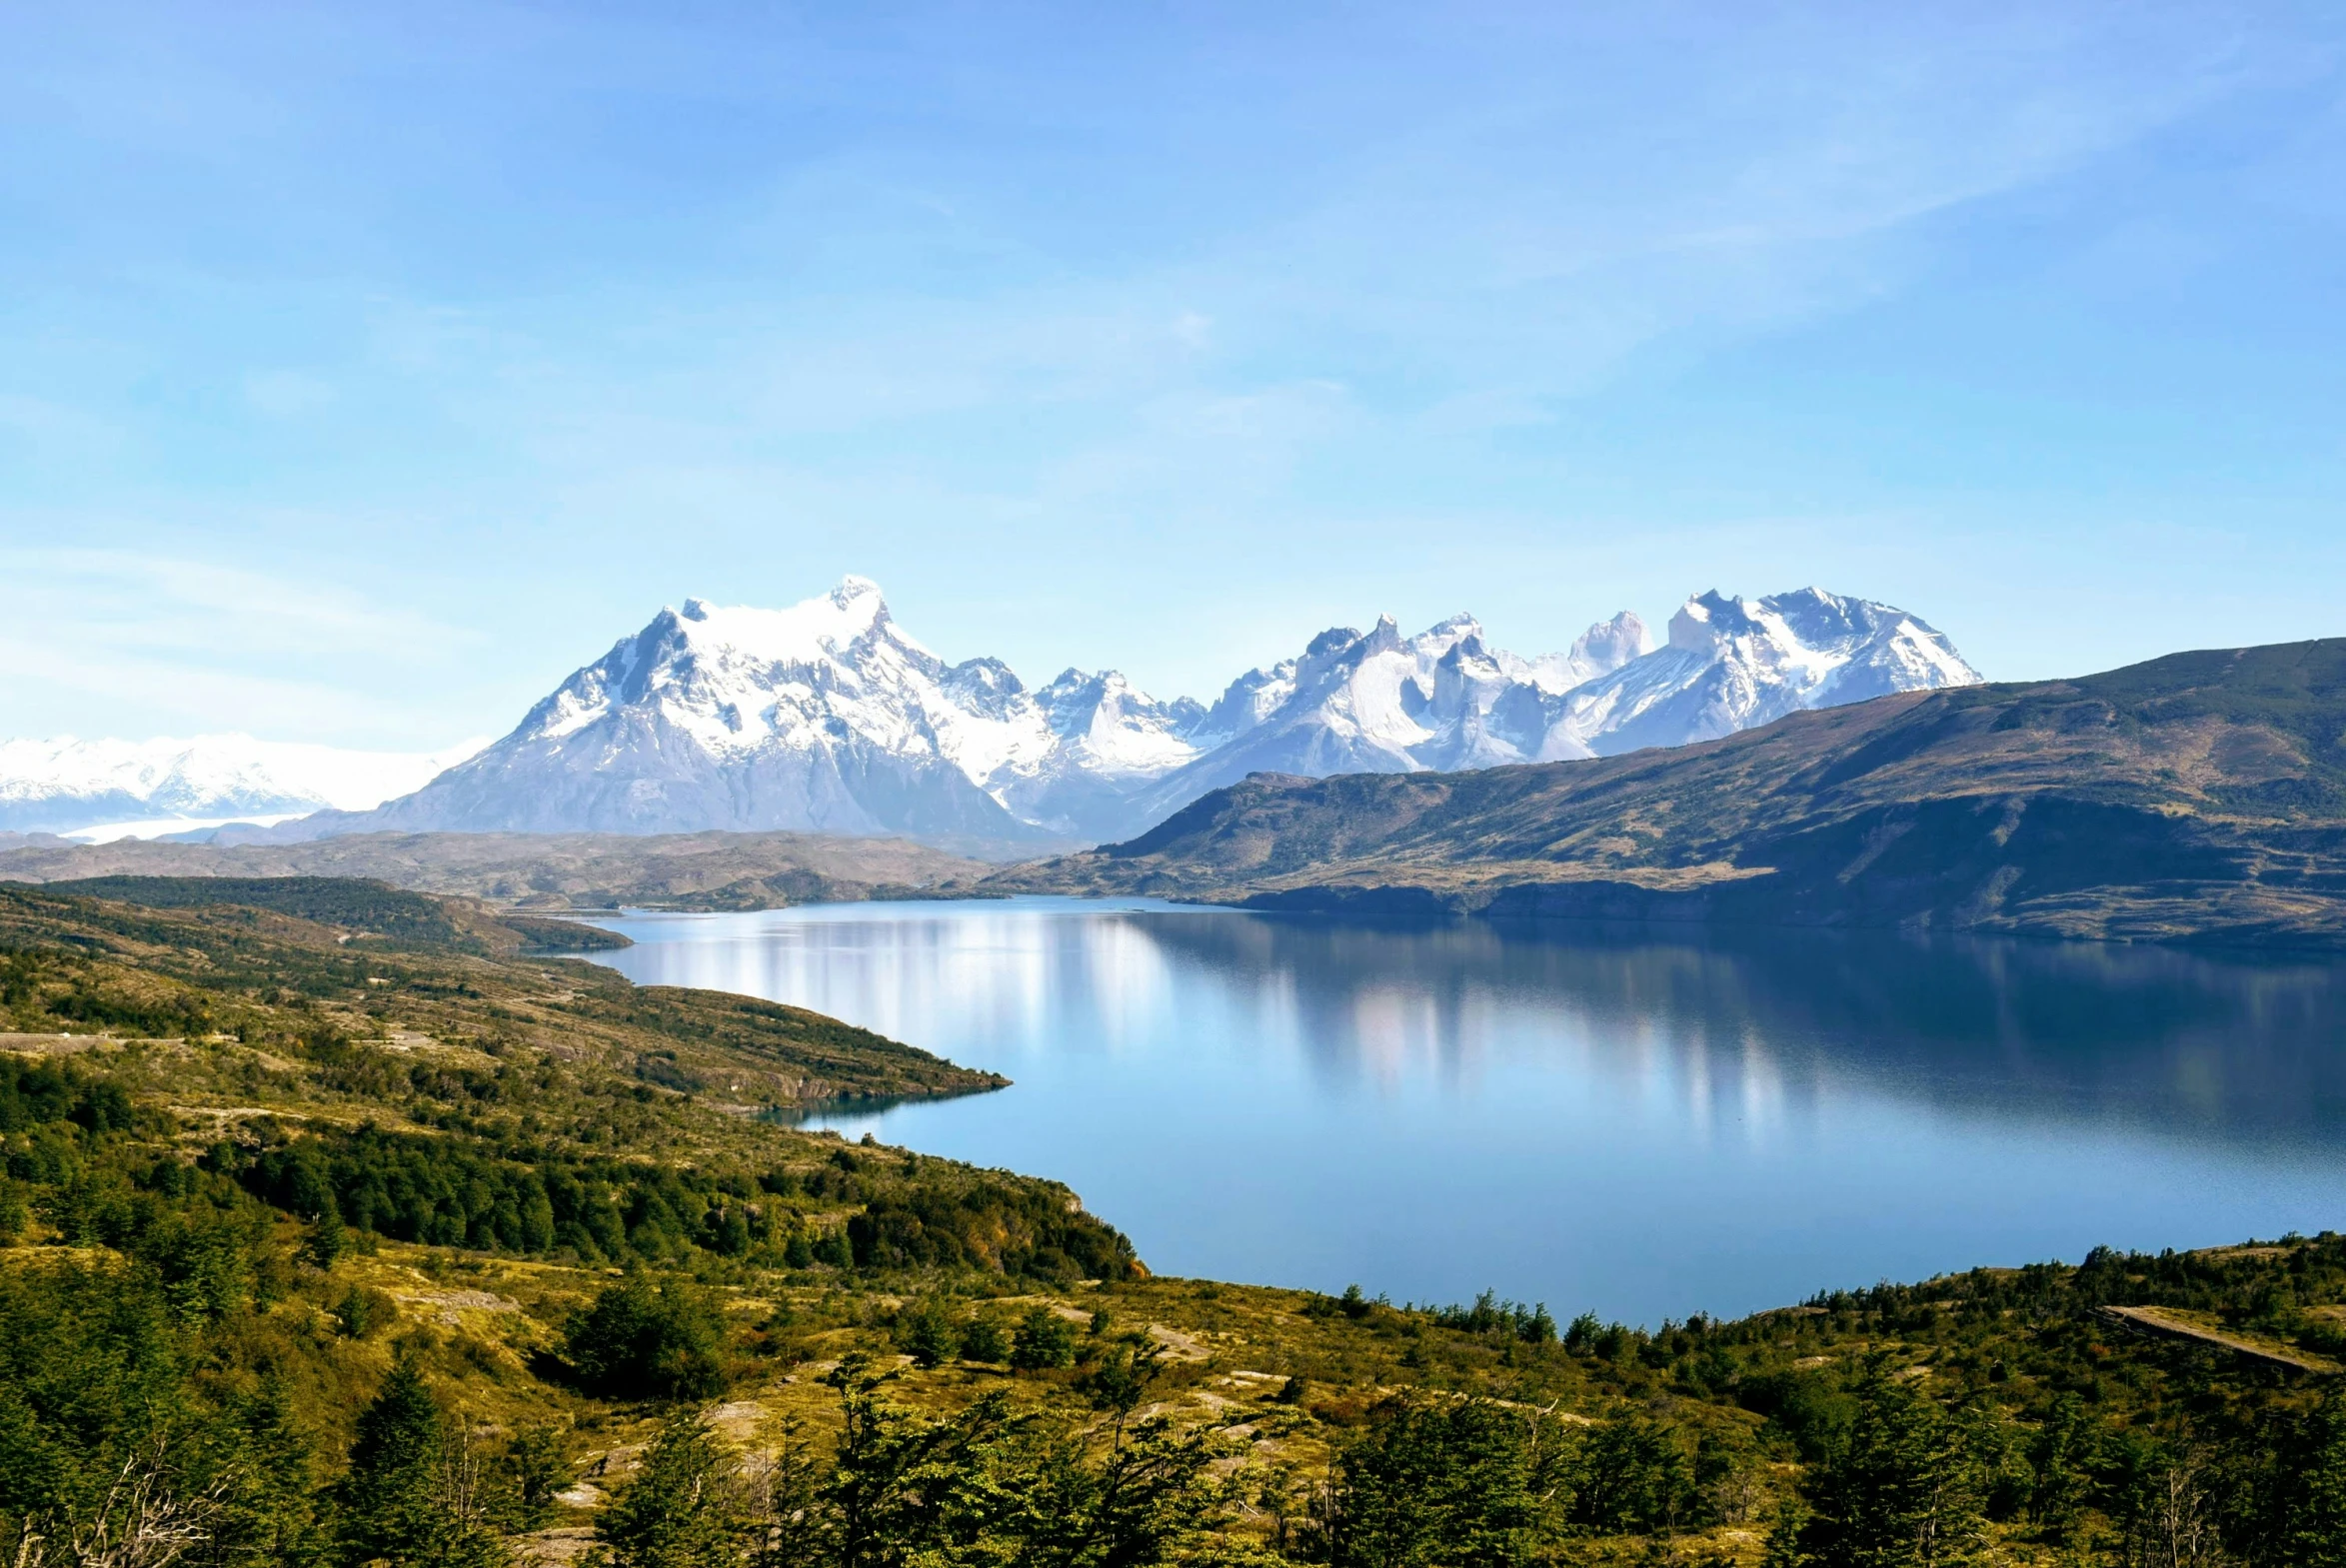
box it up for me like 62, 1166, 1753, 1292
1009, 1307, 1077, 1370
593, 1410, 747, 1568
1791, 1366, 1983, 1568
333, 1363, 508, 1568
336, 1363, 442, 1567
305, 1200, 347, 1271
891, 1300, 957, 1369
213, 1384, 328, 1567
2285, 1395, 2346, 1566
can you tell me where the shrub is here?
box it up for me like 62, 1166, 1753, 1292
563, 1275, 728, 1401
894, 1298, 959, 1368
1009, 1306, 1077, 1370
960, 1310, 1009, 1364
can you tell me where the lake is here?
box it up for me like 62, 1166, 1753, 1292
582, 898, 2346, 1325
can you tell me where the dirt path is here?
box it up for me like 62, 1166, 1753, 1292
2098, 1305, 2339, 1374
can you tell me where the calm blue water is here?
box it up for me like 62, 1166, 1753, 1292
582, 898, 2346, 1325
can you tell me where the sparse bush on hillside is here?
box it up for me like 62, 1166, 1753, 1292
562, 1274, 728, 1402
1009, 1305, 1078, 1370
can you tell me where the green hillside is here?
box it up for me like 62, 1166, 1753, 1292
9, 877, 2346, 1566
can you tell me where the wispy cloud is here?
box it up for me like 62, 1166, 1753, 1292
0, 545, 486, 743
0, 1, 2335, 722
2, 547, 468, 651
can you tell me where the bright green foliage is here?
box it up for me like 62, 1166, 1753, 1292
212, 1384, 332, 1567
220, 1118, 1139, 1281
1321, 1395, 1540, 1568
564, 1276, 728, 1402
1082, 1338, 1170, 1444
592, 1411, 746, 1568
0, 1261, 187, 1546
2022, 1394, 2092, 1541
496, 1425, 574, 1534
815, 1356, 1221, 1568
1564, 1415, 1693, 1534
959, 1310, 1009, 1364
1019, 1419, 1226, 1568
847, 1181, 1139, 1281
2282, 1394, 2346, 1566
0, 1259, 329, 1567
333, 1362, 508, 1568
890, 1298, 958, 1368
823, 1356, 1039, 1568
1788, 1365, 1985, 1568
1011, 1306, 1079, 1370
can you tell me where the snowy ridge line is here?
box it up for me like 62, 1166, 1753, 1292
0, 735, 489, 837
235, 577, 1979, 848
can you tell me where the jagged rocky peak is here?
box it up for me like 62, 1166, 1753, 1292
943, 658, 1029, 721
1665, 588, 1977, 687
236, 574, 1979, 850
1569, 612, 1651, 676
1668, 588, 1837, 654
1039, 670, 1196, 737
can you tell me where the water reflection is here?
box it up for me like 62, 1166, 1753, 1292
586, 899, 2346, 1323
1134, 915, 2346, 1148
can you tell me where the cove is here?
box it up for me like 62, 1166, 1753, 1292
581, 897, 2346, 1325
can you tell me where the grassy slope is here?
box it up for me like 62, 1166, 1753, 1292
0, 880, 1002, 1114
990, 638, 2346, 947
0, 829, 996, 912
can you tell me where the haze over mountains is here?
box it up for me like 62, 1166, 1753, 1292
0, 734, 486, 837
226, 576, 1979, 849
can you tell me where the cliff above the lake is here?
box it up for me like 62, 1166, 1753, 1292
984, 637, 2346, 949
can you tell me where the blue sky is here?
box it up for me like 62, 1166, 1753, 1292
2, 2, 2341, 748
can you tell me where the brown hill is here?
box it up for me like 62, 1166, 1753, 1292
0, 828, 990, 911
985, 638, 2346, 947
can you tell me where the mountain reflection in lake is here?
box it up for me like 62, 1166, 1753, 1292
584, 898, 2346, 1324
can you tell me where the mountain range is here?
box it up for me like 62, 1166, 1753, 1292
0, 734, 487, 837
991, 638, 2346, 949
239, 577, 1978, 849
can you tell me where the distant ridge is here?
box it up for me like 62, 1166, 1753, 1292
0, 829, 991, 912
987, 638, 2346, 950
0, 735, 487, 836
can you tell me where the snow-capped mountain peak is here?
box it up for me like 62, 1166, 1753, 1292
301, 578, 1205, 845
1550, 588, 1982, 756
1569, 611, 1653, 677
1036, 671, 1204, 772
160, 576, 1980, 852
